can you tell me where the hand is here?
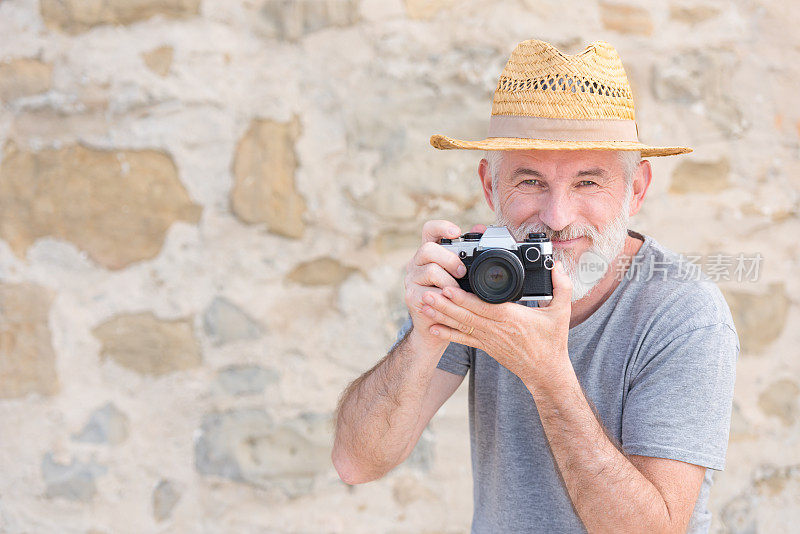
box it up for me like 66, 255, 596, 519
419, 260, 573, 387
404, 221, 488, 351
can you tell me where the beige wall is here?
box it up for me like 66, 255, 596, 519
0, 0, 798, 532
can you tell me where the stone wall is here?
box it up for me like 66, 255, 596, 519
0, 0, 798, 532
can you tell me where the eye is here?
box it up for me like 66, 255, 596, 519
521, 179, 542, 186
578, 180, 598, 187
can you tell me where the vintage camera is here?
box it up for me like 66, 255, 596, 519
439, 225, 554, 304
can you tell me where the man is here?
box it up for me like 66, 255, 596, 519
332, 39, 739, 533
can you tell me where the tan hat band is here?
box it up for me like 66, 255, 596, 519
487, 115, 639, 142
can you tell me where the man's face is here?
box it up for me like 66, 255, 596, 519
485, 149, 634, 301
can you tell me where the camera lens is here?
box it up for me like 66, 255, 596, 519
469, 249, 524, 303
484, 264, 509, 290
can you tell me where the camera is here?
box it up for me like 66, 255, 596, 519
438, 225, 554, 304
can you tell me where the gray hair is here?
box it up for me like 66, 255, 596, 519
486, 149, 641, 208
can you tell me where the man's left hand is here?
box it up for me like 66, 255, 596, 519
421, 260, 573, 387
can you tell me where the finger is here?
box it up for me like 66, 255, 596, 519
430, 323, 479, 348
412, 241, 467, 279
470, 224, 488, 233
424, 289, 492, 332
420, 302, 471, 334
407, 286, 444, 313
549, 260, 573, 308
440, 285, 505, 322
410, 263, 459, 291
421, 220, 462, 244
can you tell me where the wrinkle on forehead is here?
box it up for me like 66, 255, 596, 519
499, 149, 626, 187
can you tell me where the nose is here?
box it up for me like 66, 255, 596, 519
537, 189, 577, 232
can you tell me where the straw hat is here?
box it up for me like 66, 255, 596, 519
430, 39, 691, 157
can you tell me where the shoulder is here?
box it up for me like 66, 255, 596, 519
622, 233, 738, 344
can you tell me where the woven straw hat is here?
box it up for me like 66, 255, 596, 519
430, 39, 692, 157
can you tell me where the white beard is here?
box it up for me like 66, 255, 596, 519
494, 197, 631, 302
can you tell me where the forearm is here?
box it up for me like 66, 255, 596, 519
526, 363, 673, 534
332, 328, 445, 484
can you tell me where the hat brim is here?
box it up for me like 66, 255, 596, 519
430, 135, 692, 157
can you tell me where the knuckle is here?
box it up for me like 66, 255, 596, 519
423, 263, 439, 281
411, 248, 423, 266
422, 220, 445, 243
421, 241, 437, 256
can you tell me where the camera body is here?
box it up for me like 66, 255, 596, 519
439, 225, 554, 304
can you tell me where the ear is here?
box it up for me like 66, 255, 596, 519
478, 158, 495, 212
628, 159, 652, 217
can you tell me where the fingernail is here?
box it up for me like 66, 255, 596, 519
457, 265, 467, 277
423, 293, 434, 304
431, 329, 440, 336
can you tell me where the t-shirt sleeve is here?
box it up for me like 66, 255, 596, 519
621, 322, 739, 471
392, 313, 472, 376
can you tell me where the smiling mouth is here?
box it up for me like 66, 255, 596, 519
551, 237, 584, 247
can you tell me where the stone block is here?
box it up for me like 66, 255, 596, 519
42, 453, 107, 502
652, 49, 745, 137
669, 4, 720, 25
758, 379, 800, 426
216, 365, 278, 396
669, 158, 730, 194
195, 410, 332, 497
722, 283, 790, 355
73, 402, 130, 445
285, 257, 357, 286
404, 0, 455, 20
231, 117, 306, 239
0, 142, 202, 270
0, 282, 58, 399
40, 0, 201, 34
259, 0, 359, 41
202, 297, 263, 347
92, 312, 201, 376
599, 2, 654, 36
153, 479, 181, 522
0, 59, 53, 101
142, 46, 174, 77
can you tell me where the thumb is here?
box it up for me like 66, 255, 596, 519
470, 224, 488, 233
549, 260, 573, 308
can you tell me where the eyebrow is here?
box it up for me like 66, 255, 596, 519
510, 167, 608, 180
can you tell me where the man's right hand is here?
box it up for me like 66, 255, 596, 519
403, 220, 487, 350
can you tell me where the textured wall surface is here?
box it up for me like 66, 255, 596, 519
0, 0, 798, 532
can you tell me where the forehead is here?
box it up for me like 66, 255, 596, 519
503, 149, 619, 173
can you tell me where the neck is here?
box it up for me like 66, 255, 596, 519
568, 231, 644, 329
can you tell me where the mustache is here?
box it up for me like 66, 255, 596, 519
503, 220, 603, 243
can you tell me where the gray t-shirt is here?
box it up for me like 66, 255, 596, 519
393, 230, 739, 533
